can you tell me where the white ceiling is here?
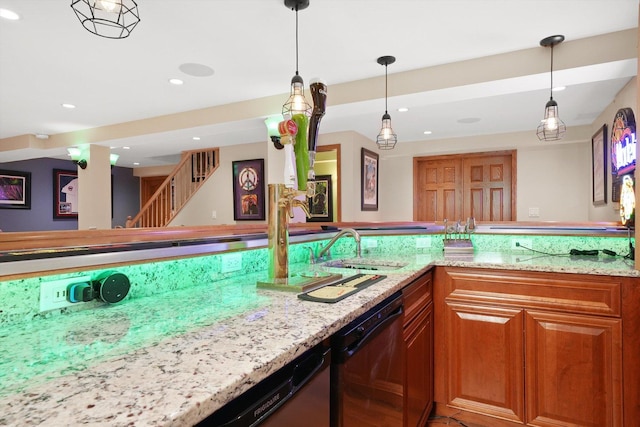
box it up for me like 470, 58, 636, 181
0, 0, 638, 167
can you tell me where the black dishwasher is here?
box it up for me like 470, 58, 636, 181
331, 291, 405, 427
198, 339, 331, 427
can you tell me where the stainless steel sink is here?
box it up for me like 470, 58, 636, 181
321, 258, 407, 271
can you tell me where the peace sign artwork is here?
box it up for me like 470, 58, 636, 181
232, 159, 265, 221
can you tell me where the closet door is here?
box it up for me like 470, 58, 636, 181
413, 157, 463, 221
462, 153, 513, 221
413, 150, 515, 222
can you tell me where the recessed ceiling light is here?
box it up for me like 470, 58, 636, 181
169, 78, 184, 85
0, 8, 20, 20
61, 103, 76, 109
398, 107, 409, 112
553, 86, 566, 92
123, 146, 130, 150
34, 133, 49, 140
423, 131, 432, 135
133, 162, 140, 166
192, 136, 201, 141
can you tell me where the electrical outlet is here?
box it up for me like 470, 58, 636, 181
363, 238, 378, 249
510, 238, 533, 251
416, 237, 432, 249
40, 275, 92, 312
221, 253, 242, 273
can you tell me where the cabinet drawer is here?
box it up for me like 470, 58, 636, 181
403, 271, 433, 325
443, 267, 621, 317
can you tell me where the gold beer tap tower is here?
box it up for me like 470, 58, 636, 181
257, 78, 339, 291
267, 183, 310, 280
257, 183, 340, 291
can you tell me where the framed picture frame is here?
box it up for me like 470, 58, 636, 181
591, 124, 607, 206
307, 175, 333, 222
53, 169, 79, 219
361, 148, 379, 211
232, 159, 265, 221
0, 169, 31, 210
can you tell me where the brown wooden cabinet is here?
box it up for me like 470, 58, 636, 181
433, 267, 636, 427
445, 302, 525, 423
402, 269, 434, 427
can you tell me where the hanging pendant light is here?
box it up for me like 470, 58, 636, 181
376, 55, 398, 150
536, 35, 566, 141
282, 0, 312, 118
71, 0, 140, 39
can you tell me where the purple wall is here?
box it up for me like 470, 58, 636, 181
0, 158, 139, 232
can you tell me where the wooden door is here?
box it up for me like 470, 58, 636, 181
140, 175, 168, 207
413, 151, 515, 222
445, 301, 525, 424
463, 154, 512, 221
413, 157, 462, 221
525, 310, 623, 427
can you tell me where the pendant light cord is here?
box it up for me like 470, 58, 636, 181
295, 5, 299, 76
549, 44, 554, 101
385, 63, 388, 114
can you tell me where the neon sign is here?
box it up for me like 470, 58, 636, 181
611, 108, 636, 176
620, 175, 635, 226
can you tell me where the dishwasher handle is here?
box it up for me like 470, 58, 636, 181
291, 348, 329, 391
342, 304, 403, 360
218, 379, 292, 427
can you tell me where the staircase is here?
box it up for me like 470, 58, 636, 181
126, 148, 219, 228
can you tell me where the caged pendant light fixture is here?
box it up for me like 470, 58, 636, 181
376, 55, 398, 150
71, 0, 140, 39
282, 0, 312, 118
536, 35, 566, 141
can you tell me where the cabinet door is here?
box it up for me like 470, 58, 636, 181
404, 304, 433, 427
445, 301, 525, 423
525, 310, 623, 427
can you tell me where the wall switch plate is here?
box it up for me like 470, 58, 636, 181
416, 237, 432, 249
221, 253, 242, 273
363, 238, 378, 249
510, 238, 533, 251
211, 210, 217, 219
40, 275, 92, 312
528, 207, 540, 218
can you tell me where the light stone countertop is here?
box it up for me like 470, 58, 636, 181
1, 251, 638, 426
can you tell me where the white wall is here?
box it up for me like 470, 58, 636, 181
316, 131, 384, 222
170, 142, 267, 226
517, 143, 590, 221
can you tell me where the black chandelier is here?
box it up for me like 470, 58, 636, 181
536, 35, 566, 141
71, 0, 140, 39
376, 55, 398, 150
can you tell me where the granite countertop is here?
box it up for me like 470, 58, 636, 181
1, 251, 638, 426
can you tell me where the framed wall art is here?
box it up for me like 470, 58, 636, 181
361, 148, 379, 211
591, 124, 607, 206
0, 169, 31, 210
53, 169, 79, 219
232, 159, 265, 221
307, 175, 333, 222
